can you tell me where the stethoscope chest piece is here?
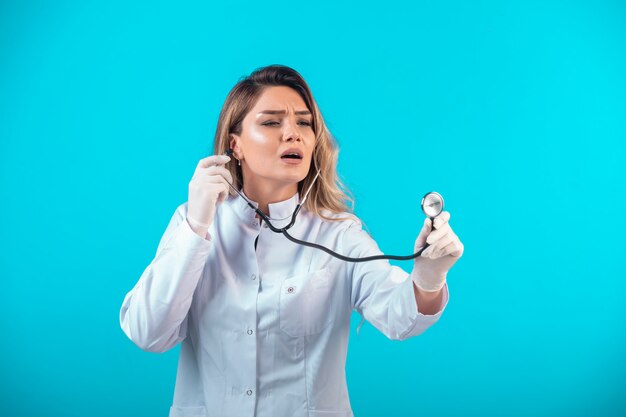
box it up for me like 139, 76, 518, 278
421, 191, 444, 224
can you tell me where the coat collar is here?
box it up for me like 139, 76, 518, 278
231, 189, 301, 228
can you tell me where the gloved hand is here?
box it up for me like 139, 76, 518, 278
187, 155, 233, 233
412, 211, 464, 292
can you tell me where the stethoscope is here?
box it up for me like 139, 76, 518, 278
223, 151, 444, 263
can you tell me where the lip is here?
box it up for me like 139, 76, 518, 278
279, 147, 304, 165
280, 148, 304, 159
280, 157, 304, 165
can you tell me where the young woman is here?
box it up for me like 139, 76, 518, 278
120, 64, 464, 417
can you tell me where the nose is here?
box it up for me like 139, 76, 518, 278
281, 117, 302, 142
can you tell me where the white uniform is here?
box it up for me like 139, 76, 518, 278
119, 191, 450, 417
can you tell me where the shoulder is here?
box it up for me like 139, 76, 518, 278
315, 208, 364, 232
313, 210, 379, 256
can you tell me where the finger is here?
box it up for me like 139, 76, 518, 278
196, 165, 234, 184
192, 174, 231, 199
197, 154, 231, 169
201, 180, 229, 203
203, 174, 232, 190
421, 240, 435, 258
433, 211, 450, 229
206, 165, 234, 184
194, 162, 232, 179
426, 222, 452, 244
217, 182, 230, 203
434, 239, 462, 258
448, 239, 464, 257
423, 232, 452, 259
430, 233, 455, 258
424, 242, 445, 259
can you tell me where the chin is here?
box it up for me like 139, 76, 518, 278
277, 170, 307, 184
282, 165, 310, 180
283, 174, 307, 184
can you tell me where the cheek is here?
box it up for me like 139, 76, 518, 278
242, 129, 279, 173
245, 128, 274, 155
246, 128, 269, 147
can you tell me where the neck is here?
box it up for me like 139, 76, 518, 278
242, 180, 298, 216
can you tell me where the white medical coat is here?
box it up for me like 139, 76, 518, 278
119, 191, 449, 417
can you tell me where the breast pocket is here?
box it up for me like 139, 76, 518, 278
279, 267, 333, 338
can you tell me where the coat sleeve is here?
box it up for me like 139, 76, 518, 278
342, 219, 450, 341
119, 203, 212, 353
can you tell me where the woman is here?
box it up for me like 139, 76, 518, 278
119, 64, 464, 417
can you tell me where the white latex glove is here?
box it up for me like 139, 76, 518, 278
187, 154, 233, 231
412, 211, 464, 292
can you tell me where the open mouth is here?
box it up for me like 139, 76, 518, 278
280, 148, 304, 160
281, 153, 303, 160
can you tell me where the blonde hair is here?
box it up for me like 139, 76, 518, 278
212, 64, 355, 222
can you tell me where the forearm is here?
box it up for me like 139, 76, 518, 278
120, 217, 212, 351
413, 282, 444, 315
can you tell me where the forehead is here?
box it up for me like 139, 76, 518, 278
252, 86, 308, 111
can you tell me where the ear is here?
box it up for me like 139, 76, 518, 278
229, 134, 242, 159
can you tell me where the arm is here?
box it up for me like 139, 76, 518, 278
119, 203, 211, 353
344, 219, 450, 341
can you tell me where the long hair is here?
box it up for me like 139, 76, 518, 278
212, 64, 355, 222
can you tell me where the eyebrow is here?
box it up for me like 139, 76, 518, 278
257, 110, 311, 116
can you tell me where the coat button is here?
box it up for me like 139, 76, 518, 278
246, 389, 253, 396
247, 329, 253, 335
287, 286, 295, 294
251, 274, 256, 280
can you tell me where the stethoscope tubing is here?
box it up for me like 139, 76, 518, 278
280, 227, 434, 263
254, 204, 438, 263
223, 151, 438, 263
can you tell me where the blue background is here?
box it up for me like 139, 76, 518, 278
1, 1, 625, 416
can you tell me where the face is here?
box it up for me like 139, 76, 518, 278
229, 86, 316, 192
